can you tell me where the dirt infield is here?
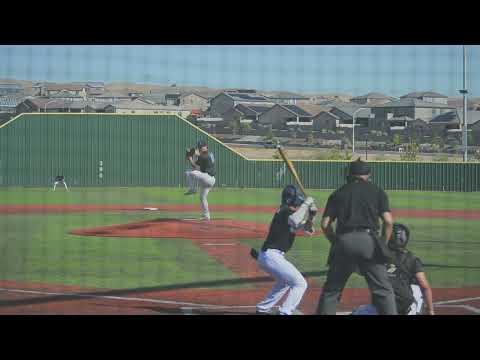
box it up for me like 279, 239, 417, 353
1, 280, 479, 315
1, 203, 479, 315
70, 218, 272, 240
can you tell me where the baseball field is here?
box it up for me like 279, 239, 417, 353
0, 186, 479, 315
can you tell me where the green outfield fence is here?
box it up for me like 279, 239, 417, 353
0, 113, 479, 191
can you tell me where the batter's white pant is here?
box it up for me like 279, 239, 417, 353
351, 285, 424, 315
185, 170, 215, 220
53, 181, 69, 191
256, 249, 308, 315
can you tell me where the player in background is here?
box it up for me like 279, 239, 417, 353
185, 140, 216, 220
255, 185, 317, 315
53, 175, 69, 191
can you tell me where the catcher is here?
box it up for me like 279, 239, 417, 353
351, 223, 434, 315
184, 140, 216, 220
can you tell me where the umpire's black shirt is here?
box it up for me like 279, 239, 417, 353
261, 206, 296, 253
323, 179, 390, 234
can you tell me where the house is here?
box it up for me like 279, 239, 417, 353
209, 92, 274, 117
330, 103, 372, 127
0, 83, 24, 96
222, 103, 274, 124
71, 82, 105, 92
312, 103, 372, 132
429, 110, 480, 137
91, 91, 131, 103
16, 98, 112, 114
261, 91, 310, 105
45, 84, 87, 97
143, 90, 183, 106
0, 95, 26, 114
258, 104, 316, 130
180, 93, 209, 111
312, 111, 338, 131
16, 98, 70, 113
400, 91, 448, 105
370, 99, 454, 129
350, 92, 396, 105
104, 100, 192, 117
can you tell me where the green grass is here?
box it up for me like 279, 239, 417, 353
0, 186, 479, 291
1, 186, 479, 211
0, 212, 243, 290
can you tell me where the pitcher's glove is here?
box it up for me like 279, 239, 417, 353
186, 147, 196, 159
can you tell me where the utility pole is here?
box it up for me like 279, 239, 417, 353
460, 45, 469, 162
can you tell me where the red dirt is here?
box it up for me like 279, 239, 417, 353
1, 204, 480, 220
70, 218, 271, 240
1, 280, 479, 315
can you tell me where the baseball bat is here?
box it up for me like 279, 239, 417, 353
276, 145, 307, 196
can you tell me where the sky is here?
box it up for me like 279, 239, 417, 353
0, 45, 478, 97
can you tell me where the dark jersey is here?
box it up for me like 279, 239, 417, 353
323, 179, 390, 234
196, 153, 216, 177
261, 206, 296, 253
387, 250, 424, 314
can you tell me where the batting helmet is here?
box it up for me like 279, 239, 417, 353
197, 140, 208, 149
388, 223, 410, 250
281, 185, 305, 207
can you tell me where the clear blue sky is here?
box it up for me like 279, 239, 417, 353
0, 45, 478, 97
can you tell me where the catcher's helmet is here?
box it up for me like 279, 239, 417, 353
389, 223, 410, 250
281, 185, 305, 207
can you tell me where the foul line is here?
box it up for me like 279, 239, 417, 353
434, 296, 480, 305
0, 287, 234, 309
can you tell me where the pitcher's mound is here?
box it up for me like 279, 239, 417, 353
70, 218, 271, 240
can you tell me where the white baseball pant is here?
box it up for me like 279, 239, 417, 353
185, 170, 215, 220
256, 249, 308, 315
53, 181, 69, 191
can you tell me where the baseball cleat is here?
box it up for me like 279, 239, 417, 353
184, 189, 197, 195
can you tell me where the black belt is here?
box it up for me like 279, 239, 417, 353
337, 227, 375, 235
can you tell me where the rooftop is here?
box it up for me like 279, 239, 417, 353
400, 91, 448, 99
261, 91, 309, 100
372, 98, 453, 109
430, 110, 480, 125
351, 92, 393, 100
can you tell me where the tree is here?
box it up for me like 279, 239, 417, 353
392, 133, 401, 147
400, 138, 419, 161
306, 132, 315, 145
240, 122, 251, 135
231, 117, 240, 135
265, 125, 274, 141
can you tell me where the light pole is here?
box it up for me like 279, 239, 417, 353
352, 107, 369, 154
460, 45, 469, 162
365, 133, 368, 160
43, 99, 58, 113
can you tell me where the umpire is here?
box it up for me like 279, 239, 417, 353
316, 158, 397, 315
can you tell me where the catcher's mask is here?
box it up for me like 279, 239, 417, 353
281, 185, 305, 208
389, 223, 410, 250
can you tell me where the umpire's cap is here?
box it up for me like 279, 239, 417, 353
197, 139, 208, 149
389, 223, 410, 250
347, 158, 371, 176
